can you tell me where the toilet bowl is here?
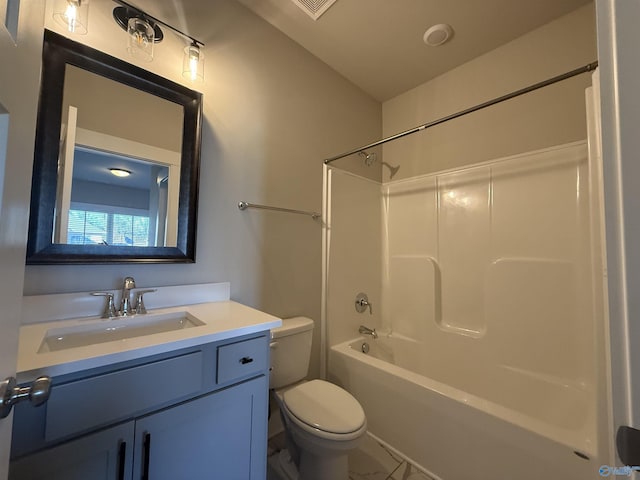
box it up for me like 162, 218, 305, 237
278, 380, 367, 479
270, 318, 367, 480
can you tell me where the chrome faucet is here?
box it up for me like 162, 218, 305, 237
120, 276, 136, 316
134, 289, 157, 314
359, 325, 378, 339
90, 292, 118, 318
92, 278, 156, 318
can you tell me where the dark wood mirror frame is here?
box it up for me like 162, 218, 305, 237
27, 30, 202, 264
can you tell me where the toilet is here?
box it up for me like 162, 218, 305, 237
270, 317, 367, 480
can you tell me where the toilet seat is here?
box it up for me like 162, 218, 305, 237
282, 379, 366, 441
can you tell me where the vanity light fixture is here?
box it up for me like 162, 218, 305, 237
112, 0, 205, 82
183, 42, 204, 83
109, 168, 131, 177
53, 0, 89, 35
126, 16, 156, 62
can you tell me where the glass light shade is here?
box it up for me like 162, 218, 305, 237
127, 17, 155, 62
53, 0, 89, 35
183, 44, 204, 82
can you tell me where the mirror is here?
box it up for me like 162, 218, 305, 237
57, 65, 182, 249
27, 30, 202, 264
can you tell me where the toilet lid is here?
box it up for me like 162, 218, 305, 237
283, 379, 365, 434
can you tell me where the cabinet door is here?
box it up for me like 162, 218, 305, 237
134, 375, 268, 480
9, 421, 134, 480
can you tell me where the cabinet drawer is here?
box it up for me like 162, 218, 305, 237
217, 336, 267, 384
45, 351, 203, 442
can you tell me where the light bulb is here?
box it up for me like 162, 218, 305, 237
134, 31, 147, 47
64, 2, 77, 32
189, 50, 199, 81
53, 0, 88, 35
183, 43, 204, 82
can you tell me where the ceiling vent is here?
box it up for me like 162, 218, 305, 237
291, 0, 339, 20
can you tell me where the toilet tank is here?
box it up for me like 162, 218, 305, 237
269, 317, 314, 389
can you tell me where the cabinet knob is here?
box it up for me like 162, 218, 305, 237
240, 357, 254, 365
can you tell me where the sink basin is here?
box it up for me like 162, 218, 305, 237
38, 311, 205, 353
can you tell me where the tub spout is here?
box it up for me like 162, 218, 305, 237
359, 325, 378, 339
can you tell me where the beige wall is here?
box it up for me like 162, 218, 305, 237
21, 0, 382, 379
63, 65, 183, 152
382, 4, 597, 180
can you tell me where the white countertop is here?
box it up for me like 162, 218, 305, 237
17, 301, 281, 383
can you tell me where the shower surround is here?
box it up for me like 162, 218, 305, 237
323, 141, 610, 479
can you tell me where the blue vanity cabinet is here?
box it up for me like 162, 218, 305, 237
9, 332, 270, 480
9, 422, 134, 480
134, 375, 268, 480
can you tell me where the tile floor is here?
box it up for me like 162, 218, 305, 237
267, 431, 434, 480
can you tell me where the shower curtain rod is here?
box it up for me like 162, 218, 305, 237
323, 61, 599, 165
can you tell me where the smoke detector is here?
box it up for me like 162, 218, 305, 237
423, 24, 454, 47
291, 0, 339, 20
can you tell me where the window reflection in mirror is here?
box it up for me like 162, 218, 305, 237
55, 65, 183, 248
61, 147, 171, 247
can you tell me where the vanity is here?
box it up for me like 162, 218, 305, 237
8, 283, 281, 480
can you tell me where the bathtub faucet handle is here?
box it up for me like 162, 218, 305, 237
355, 292, 373, 315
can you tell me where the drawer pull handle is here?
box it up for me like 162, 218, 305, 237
142, 432, 151, 480
240, 357, 254, 365
118, 441, 127, 480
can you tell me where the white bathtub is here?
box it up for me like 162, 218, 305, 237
329, 335, 601, 480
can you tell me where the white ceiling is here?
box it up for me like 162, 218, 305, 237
129, 0, 593, 102
235, 0, 593, 101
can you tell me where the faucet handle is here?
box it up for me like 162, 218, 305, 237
355, 292, 373, 315
134, 289, 157, 314
91, 292, 117, 318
